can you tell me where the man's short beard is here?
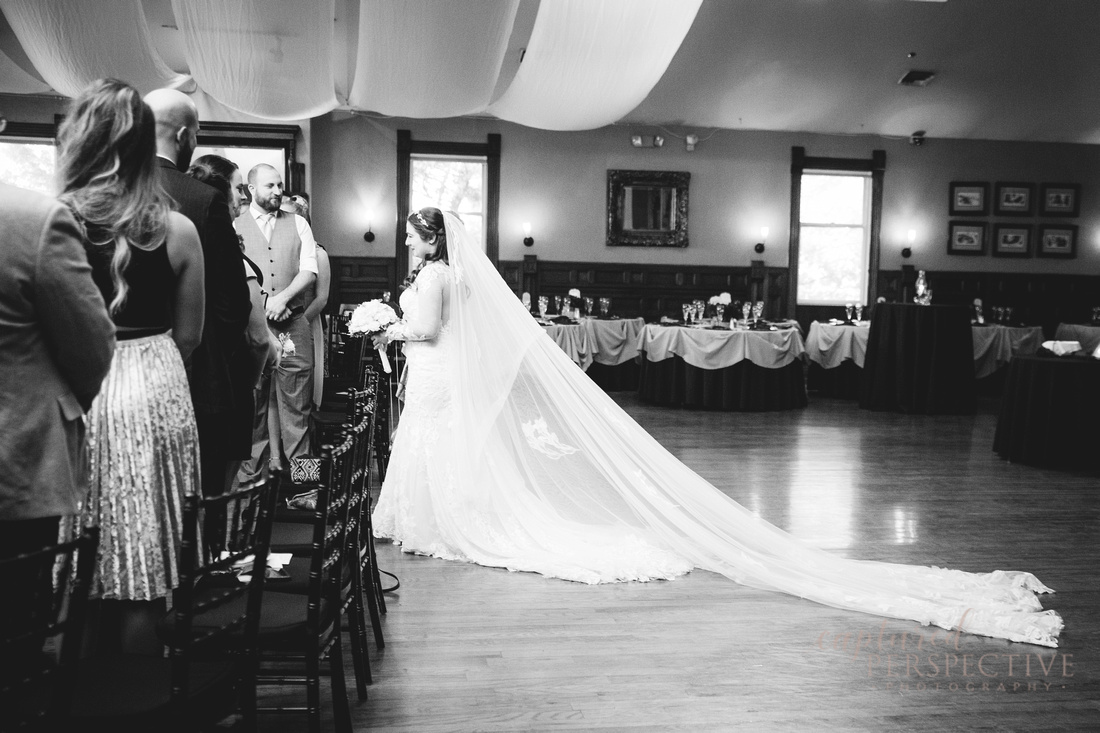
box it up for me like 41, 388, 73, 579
259, 195, 281, 213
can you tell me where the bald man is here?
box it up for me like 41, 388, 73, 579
145, 88, 252, 498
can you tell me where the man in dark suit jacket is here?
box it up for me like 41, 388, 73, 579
0, 181, 116, 652
145, 88, 252, 498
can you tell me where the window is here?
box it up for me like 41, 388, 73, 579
787, 147, 884, 315
409, 154, 487, 254
0, 138, 55, 194
796, 172, 871, 305
396, 131, 500, 286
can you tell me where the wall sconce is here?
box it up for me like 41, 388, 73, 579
685, 134, 698, 152
902, 228, 915, 258
522, 222, 534, 247
754, 226, 769, 254
363, 223, 375, 242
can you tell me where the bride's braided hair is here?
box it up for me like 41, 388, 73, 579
402, 207, 448, 290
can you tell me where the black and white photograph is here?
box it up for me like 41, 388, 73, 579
1, 2, 1097, 733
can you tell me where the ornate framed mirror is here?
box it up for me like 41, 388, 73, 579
606, 169, 690, 247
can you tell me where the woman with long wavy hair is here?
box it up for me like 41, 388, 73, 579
57, 78, 205, 655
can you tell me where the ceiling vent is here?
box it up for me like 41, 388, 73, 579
898, 70, 937, 87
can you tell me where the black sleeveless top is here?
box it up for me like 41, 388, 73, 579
89, 242, 175, 334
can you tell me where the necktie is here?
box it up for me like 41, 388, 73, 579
261, 213, 275, 241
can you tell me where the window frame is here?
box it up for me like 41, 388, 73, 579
787, 146, 884, 315
796, 169, 873, 306
396, 130, 500, 285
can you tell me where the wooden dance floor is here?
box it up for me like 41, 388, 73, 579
261, 393, 1099, 732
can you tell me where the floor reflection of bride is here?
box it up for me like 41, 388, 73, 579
371, 206, 1062, 649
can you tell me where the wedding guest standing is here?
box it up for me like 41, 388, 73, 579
236, 164, 317, 486
144, 88, 251, 499
58, 79, 205, 655
0, 179, 116, 675
282, 193, 330, 408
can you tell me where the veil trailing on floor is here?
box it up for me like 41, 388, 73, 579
435, 211, 1062, 647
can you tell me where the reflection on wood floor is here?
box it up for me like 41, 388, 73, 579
264, 393, 1100, 732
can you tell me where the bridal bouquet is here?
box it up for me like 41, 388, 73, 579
348, 299, 399, 373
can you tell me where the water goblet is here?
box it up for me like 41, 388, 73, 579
599, 297, 611, 317
584, 297, 595, 317
538, 296, 548, 318
554, 295, 564, 315
1005, 306, 1014, 325
854, 304, 863, 322
753, 301, 764, 322
742, 301, 752, 323
715, 304, 725, 323
844, 303, 854, 322
681, 303, 691, 323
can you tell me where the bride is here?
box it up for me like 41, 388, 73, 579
372, 207, 1063, 648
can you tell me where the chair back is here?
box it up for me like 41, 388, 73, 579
167, 477, 279, 713
305, 435, 356, 646
0, 525, 99, 731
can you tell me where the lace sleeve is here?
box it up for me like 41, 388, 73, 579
386, 264, 449, 342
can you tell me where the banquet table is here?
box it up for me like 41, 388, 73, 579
858, 303, 976, 414
992, 354, 1100, 470
636, 323, 807, 410
540, 317, 646, 390
806, 320, 1043, 398
1054, 323, 1100, 355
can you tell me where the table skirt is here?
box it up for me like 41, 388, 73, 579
638, 356, 807, 411
992, 354, 1100, 470
586, 359, 641, 392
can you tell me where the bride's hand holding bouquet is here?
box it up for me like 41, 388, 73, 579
349, 299, 399, 373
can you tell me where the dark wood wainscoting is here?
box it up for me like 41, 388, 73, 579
876, 268, 1100, 336
499, 256, 789, 321
328, 256, 397, 311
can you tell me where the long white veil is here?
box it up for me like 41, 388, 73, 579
436, 211, 1062, 647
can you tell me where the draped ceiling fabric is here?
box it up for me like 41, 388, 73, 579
0, 0, 704, 131
487, 0, 703, 131
349, 0, 519, 118
0, 0, 188, 96
0, 45, 49, 94
172, 0, 338, 121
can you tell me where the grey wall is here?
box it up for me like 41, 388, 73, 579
310, 113, 1100, 276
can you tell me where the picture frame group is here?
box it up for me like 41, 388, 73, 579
947, 180, 1082, 258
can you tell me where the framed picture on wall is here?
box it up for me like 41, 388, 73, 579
1037, 224, 1077, 258
993, 182, 1034, 216
948, 221, 987, 255
992, 224, 1032, 257
1040, 183, 1080, 217
949, 181, 989, 216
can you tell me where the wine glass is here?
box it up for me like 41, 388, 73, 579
854, 304, 863, 322
844, 303, 854, 322
715, 304, 725, 323
599, 297, 611, 317
681, 303, 691, 323
538, 296, 549, 318
742, 301, 752, 323
1004, 306, 1014, 325
753, 301, 764, 322
554, 295, 564, 315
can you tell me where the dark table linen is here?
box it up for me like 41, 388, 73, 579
859, 303, 975, 414
992, 354, 1100, 470
638, 356, 807, 411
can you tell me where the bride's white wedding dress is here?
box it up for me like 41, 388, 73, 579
373, 212, 1063, 648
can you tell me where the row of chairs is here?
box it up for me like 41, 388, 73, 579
1, 344, 394, 732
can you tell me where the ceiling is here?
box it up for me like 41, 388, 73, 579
1, 0, 1097, 145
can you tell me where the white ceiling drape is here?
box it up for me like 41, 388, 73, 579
487, 0, 703, 131
0, 0, 188, 96
0, 45, 49, 94
171, 0, 338, 121
349, 0, 519, 118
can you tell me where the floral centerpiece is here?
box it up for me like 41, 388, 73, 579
708, 291, 732, 320
348, 299, 399, 373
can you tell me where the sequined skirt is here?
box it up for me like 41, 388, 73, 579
76, 332, 200, 601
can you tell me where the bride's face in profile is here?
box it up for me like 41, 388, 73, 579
406, 222, 437, 262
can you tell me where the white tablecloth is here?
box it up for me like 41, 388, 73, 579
804, 321, 869, 369
1054, 323, 1100, 354
636, 324, 805, 370
806, 321, 1042, 377
583, 317, 645, 366
541, 323, 592, 371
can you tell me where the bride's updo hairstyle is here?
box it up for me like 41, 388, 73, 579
402, 206, 449, 289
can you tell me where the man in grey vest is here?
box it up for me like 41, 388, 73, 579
236, 163, 318, 486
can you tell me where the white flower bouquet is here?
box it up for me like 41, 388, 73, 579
717, 291, 732, 305
348, 299, 399, 373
